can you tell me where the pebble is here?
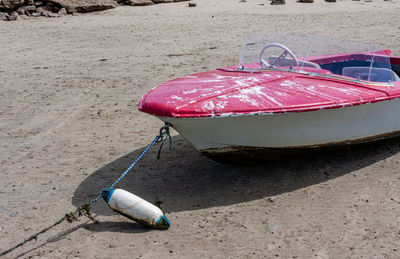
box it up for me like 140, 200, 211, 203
6, 11, 19, 21
0, 12, 7, 21
32, 128, 42, 135
17, 5, 37, 15
271, 0, 285, 4
58, 8, 67, 16
28, 11, 41, 17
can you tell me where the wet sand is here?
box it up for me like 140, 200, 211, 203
1, 0, 400, 258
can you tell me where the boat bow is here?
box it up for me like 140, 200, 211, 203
139, 68, 400, 118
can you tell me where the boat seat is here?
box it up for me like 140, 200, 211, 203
268, 56, 321, 69
342, 67, 400, 83
299, 60, 321, 69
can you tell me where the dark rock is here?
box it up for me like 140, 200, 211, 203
37, 6, 59, 16
271, 0, 285, 4
152, 0, 173, 3
58, 7, 67, 15
300, 0, 313, 2
16, 5, 36, 15
0, 0, 24, 9
43, 10, 59, 17
0, 0, 187, 20
65, 5, 73, 13
125, 0, 154, 5
46, 0, 118, 13
37, 8, 59, 17
36, 6, 52, 12
5, 11, 18, 20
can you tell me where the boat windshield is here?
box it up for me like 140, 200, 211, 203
238, 34, 397, 85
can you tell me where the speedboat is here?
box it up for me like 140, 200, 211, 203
139, 35, 400, 160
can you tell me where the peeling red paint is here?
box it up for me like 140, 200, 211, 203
139, 57, 400, 118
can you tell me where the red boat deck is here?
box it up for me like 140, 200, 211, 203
139, 67, 400, 118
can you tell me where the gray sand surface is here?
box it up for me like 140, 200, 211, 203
1, 0, 400, 258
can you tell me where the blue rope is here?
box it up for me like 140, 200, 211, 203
90, 123, 171, 204
110, 136, 159, 189
0, 124, 172, 257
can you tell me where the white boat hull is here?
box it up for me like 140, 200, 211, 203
159, 98, 400, 154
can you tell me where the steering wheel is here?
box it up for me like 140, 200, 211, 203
260, 43, 299, 68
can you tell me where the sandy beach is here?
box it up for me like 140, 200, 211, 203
1, 0, 400, 257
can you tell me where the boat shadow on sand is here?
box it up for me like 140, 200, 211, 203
72, 135, 400, 231
16, 136, 400, 259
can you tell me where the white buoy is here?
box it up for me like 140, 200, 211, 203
101, 188, 170, 229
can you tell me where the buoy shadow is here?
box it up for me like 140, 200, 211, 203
83, 221, 151, 233
73, 135, 400, 218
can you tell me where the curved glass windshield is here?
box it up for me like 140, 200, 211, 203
238, 34, 398, 85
